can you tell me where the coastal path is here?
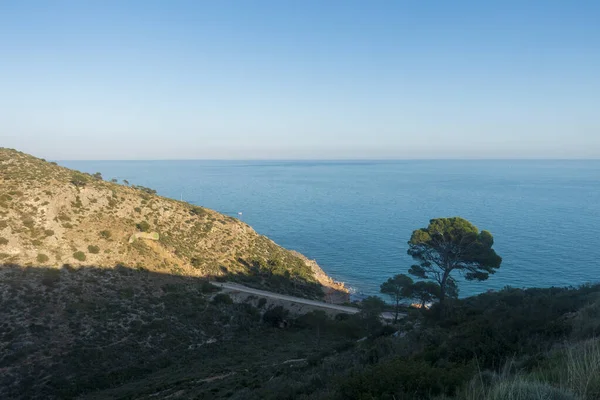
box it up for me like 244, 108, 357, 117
213, 282, 361, 314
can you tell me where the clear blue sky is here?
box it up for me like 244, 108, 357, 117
1, 1, 598, 159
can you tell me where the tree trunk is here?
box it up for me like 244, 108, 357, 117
439, 270, 451, 315
394, 298, 399, 323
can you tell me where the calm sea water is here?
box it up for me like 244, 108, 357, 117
60, 160, 600, 298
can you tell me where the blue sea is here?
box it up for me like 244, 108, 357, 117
61, 160, 600, 299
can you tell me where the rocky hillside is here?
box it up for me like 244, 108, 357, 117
0, 148, 346, 300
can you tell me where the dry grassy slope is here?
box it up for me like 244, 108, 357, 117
0, 148, 347, 299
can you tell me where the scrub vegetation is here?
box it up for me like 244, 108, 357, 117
1, 148, 599, 399
0, 148, 344, 299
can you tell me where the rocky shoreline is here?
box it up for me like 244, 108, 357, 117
291, 251, 350, 303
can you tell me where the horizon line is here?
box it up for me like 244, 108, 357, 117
55, 157, 600, 162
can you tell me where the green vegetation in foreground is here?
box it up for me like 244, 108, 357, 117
1, 216, 599, 399
1, 148, 599, 399
0, 264, 374, 399
1, 262, 599, 400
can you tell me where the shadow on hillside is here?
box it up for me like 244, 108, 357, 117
0, 262, 361, 400
0, 263, 240, 399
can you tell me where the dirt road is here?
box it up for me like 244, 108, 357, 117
214, 282, 361, 314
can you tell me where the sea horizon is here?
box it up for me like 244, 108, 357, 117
54, 158, 600, 162
60, 159, 600, 300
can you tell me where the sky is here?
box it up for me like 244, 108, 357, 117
0, 1, 599, 160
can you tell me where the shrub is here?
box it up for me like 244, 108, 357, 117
134, 207, 142, 213
71, 172, 89, 188
0, 237, 8, 245
92, 172, 103, 180
338, 358, 473, 399
263, 306, 289, 327
190, 206, 208, 217
212, 293, 233, 305
201, 281, 220, 293
99, 230, 111, 239
72, 196, 83, 208
73, 251, 86, 261
37, 254, 50, 263
44, 229, 54, 237
258, 298, 267, 308
41, 269, 61, 286
190, 257, 202, 268
134, 185, 156, 195
23, 217, 34, 228
136, 221, 151, 232
571, 299, 600, 340
87, 245, 100, 254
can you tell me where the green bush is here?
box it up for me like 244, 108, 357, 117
87, 245, 100, 254
37, 254, 50, 263
73, 196, 83, 208
190, 257, 202, 268
41, 268, 61, 286
44, 229, 55, 237
212, 293, 233, 305
338, 358, 473, 399
100, 230, 112, 239
571, 299, 600, 340
0, 237, 8, 245
420, 285, 600, 370
71, 172, 89, 188
263, 306, 289, 327
200, 281, 220, 293
136, 221, 151, 232
73, 251, 86, 261
134, 185, 157, 195
190, 206, 209, 217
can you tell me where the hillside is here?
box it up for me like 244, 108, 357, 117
2, 148, 600, 400
0, 148, 346, 300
